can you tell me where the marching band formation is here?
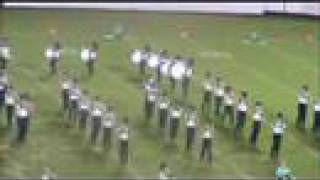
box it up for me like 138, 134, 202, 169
0, 37, 318, 179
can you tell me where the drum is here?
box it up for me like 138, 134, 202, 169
45, 48, 54, 60
131, 49, 141, 65
81, 48, 90, 63
170, 61, 187, 80
147, 53, 160, 69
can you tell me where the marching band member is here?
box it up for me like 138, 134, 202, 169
45, 41, 62, 74
313, 99, 320, 134
157, 49, 168, 82
223, 85, 235, 125
201, 72, 213, 115
139, 45, 151, 76
102, 105, 116, 148
68, 78, 81, 123
270, 112, 286, 159
182, 58, 194, 98
60, 75, 72, 112
297, 85, 309, 129
249, 101, 265, 148
15, 94, 34, 143
234, 91, 249, 140
200, 126, 213, 164
78, 90, 91, 129
185, 106, 197, 151
87, 41, 98, 76
158, 90, 170, 129
143, 78, 159, 121
213, 75, 224, 117
90, 96, 105, 144
0, 41, 12, 70
117, 118, 129, 165
169, 102, 183, 141
5, 85, 16, 127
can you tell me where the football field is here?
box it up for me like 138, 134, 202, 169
0, 9, 319, 178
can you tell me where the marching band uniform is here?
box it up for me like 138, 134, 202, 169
118, 125, 129, 165
201, 75, 213, 114
90, 101, 104, 144
5, 88, 15, 127
139, 46, 150, 76
144, 79, 158, 121
158, 93, 170, 129
78, 95, 91, 128
200, 128, 213, 164
15, 102, 31, 142
313, 100, 320, 133
213, 77, 224, 116
0, 45, 11, 70
186, 109, 197, 151
297, 86, 309, 129
46, 43, 61, 74
102, 108, 116, 148
270, 114, 286, 159
235, 94, 248, 139
182, 59, 194, 98
0, 81, 7, 114
223, 87, 235, 124
169, 106, 182, 140
61, 79, 71, 112
87, 45, 98, 76
250, 102, 264, 147
68, 83, 81, 122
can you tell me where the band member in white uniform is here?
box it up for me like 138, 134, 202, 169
270, 112, 286, 159
78, 90, 91, 129
87, 41, 98, 76
158, 91, 170, 129
102, 105, 116, 148
168, 56, 180, 91
223, 85, 235, 125
0, 41, 12, 70
297, 85, 309, 129
90, 96, 105, 144
117, 118, 129, 165
0, 80, 7, 116
157, 49, 168, 82
169, 102, 183, 141
201, 72, 213, 116
139, 45, 151, 76
185, 106, 197, 151
143, 78, 159, 121
15, 95, 33, 143
5, 85, 16, 127
313, 99, 320, 134
235, 91, 249, 140
45, 41, 62, 74
182, 58, 194, 98
60, 76, 72, 112
213, 75, 224, 117
200, 126, 213, 164
249, 101, 265, 148
68, 78, 81, 123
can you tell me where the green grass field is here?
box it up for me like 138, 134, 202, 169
0, 9, 319, 178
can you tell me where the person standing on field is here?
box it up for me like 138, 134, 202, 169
249, 101, 265, 149
201, 72, 213, 116
117, 118, 129, 165
297, 85, 309, 129
270, 112, 286, 160
200, 125, 213, 164
213, 75, 224, 117
5, 85, 16, 127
